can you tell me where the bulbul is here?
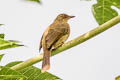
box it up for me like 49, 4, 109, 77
39, 13, 75, 72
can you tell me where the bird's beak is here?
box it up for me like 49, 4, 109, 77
69, 16, 75, 18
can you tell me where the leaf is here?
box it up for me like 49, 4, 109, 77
0, 75, 24, 79
0, 34, 4, 39
0, 66, 27, 80
24, 0, 41, 4
0, 39, 23, 50
5, 61, 22, 67
0, 54, 4, 62
0, 24, 4, 26
8, 40, 20, 43
6, 61, 62, 80
0, 25, 23, 50
20, 66, 61, 80
92, 0, 120, 25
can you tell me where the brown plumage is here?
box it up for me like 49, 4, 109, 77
39, 13, 75, 72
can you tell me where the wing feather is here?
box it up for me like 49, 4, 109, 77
45, 29, 63, 49
39, 35, 43, 52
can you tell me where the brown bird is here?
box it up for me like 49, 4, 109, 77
39, 13, 75, 72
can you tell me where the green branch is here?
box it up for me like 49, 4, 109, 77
11, 16, 120, 71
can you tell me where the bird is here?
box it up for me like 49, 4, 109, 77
39, 13, 75, 72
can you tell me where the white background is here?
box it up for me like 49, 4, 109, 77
0, 0, 120, 80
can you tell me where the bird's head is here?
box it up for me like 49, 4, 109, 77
54, 13, 75, 23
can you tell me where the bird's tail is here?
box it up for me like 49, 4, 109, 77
41, 44, 50, 73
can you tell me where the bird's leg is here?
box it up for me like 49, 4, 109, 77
52, 42, 64, 50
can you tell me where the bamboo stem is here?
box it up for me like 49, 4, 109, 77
11, 16, 120, 71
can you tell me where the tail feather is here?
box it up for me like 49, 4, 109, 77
41, 45, 50, 73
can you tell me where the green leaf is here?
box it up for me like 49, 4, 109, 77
0, 39, 23, 50
20, 66, 61, 80
25, 0, 41, 4
0, 66, 27, 80
0, 24, 23, 50
0, 75, 24, 79
6, 61, 62, 80
0, 24, 4, 26
92, 0, 120, 25
0, 54, 4, 62
5, 61, 22, 67
0, 34, 4, 39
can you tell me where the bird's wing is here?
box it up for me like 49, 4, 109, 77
39, 34, 43, 52
45, 26, 67, 49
